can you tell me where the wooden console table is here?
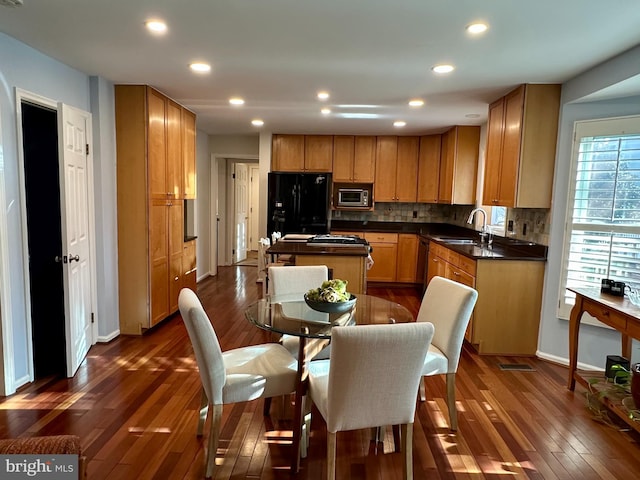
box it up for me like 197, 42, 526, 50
567, 287, 640, 430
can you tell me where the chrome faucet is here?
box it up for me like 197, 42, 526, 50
467, 207, 490, 244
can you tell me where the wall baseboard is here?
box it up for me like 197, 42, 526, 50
536, 350, 603, 372
97, 330, 120, 343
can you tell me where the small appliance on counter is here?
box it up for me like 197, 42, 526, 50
333, 183, 372, 209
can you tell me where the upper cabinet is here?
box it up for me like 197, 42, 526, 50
417, 134, 442, 203
333, 135, 375, 183
438, 126, 480, 205
483, 84, 561, 208
272, 134, 333, 172
374, 136, 418, 202
182, 108, 196, 199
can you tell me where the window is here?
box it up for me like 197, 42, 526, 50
558, 115, 640, 319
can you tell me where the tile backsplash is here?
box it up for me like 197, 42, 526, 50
332, 203, 550, 246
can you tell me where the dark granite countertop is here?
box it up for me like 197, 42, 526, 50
330, 220, 547, 261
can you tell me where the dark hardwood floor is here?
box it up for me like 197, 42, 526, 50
1, 265, 639, 479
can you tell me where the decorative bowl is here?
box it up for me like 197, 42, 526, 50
304, 293, 357, 314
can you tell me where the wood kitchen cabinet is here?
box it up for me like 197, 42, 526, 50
438, 126, 480, 205
182, 108, 196, 199
332, 135, 376, 183
483, 84, 560, 208
364, 232, 398, 282
417, 134, 442, 203
272, 134, 333, 172
427, 241, 544, 355
374, 136, 418, 202
183, 239, 197, 292
396, 234, 419, 283
115, 85, 194, 334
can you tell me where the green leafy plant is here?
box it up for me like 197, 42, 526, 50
585, 365, 637, 429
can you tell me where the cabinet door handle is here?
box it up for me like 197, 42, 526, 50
174, 276, 180, 281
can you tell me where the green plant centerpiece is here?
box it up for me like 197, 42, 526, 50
304, 279, 356, 314
585, 364, 640, 428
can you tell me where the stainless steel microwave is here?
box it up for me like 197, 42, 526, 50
336, 186, 371, 208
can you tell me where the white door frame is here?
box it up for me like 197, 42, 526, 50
248, 164, 260, 251
10, 89, 98, 386
210, 153, 258, 269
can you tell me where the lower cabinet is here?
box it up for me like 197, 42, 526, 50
427, 242, 544, 356
364, 233, 398, 282
183, 239, 197, 292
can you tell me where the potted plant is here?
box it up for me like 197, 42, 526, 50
585, 364, 640, 428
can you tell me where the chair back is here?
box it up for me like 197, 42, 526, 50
268, 265, 328, 301
325, 322, 434, 433
178, 288, 226, 405
417, 276, 478, 372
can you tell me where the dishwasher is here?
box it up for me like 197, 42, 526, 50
417, 236, 429, 295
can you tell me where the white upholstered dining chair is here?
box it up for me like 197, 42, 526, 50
178, 288, 298, 478
307, 322, 435, 480
268, 265, 330, 357
417, 276, 478, 431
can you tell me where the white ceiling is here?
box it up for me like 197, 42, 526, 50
1, 0, 639, 136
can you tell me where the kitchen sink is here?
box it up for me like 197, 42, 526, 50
433, 237, 478, 245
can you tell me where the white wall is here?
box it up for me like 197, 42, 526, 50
0, 32, 119, 393
538, 45, 640, 369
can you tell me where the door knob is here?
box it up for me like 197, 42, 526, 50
69, 255, 80, 262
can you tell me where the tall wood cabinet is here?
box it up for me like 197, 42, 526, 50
374, 136, 419, 202
438, 126, 480, 205
115, 85, 196, 334
417, 134, 442, 203
483, 84, 560, 208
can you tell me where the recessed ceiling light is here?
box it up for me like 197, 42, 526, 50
409, 99, 424, 107
432, 64, 455, 74
229, 97, 245, 106
466, 23, 488, 34
145, 20, 167, 34
189, 63, 211, 73
394, 121, 406, 128
317, 91, 330, 100
339, 113, 379, 119
321, 108, 331, 115
251, 119, 264, 127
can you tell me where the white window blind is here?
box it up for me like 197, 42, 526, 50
558, 115, 640, 319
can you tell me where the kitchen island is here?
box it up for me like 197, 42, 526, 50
267, 240, 370, 294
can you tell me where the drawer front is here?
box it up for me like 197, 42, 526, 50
365, 232, 398, 244
444, 247, 459, 265
429, 242, 447, 258
457, 255, 477, 276
583, 299, 627, 331
448, 266, 475, 287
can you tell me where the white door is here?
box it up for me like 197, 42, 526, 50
234, 163, 249, 263
59, 104, 93, 377
249, 165, 260, 251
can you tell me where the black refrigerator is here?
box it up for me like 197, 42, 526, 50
267, 172, 331, 235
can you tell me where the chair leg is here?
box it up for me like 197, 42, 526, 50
392, 425, 401, 452
446, 372, 458, 431
301, 395, 312, 459
197, 389, 208, 436
401, 423, 413, 480
419, 376, 426, 402
327, 431, 337, 480
205, 404, 223, 479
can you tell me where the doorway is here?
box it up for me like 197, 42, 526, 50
20, 101, 66, 378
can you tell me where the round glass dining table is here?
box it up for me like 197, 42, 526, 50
245, 293, 414, 339
244, 293, 415, 474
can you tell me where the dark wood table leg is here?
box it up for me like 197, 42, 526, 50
567, 294, 584, 391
